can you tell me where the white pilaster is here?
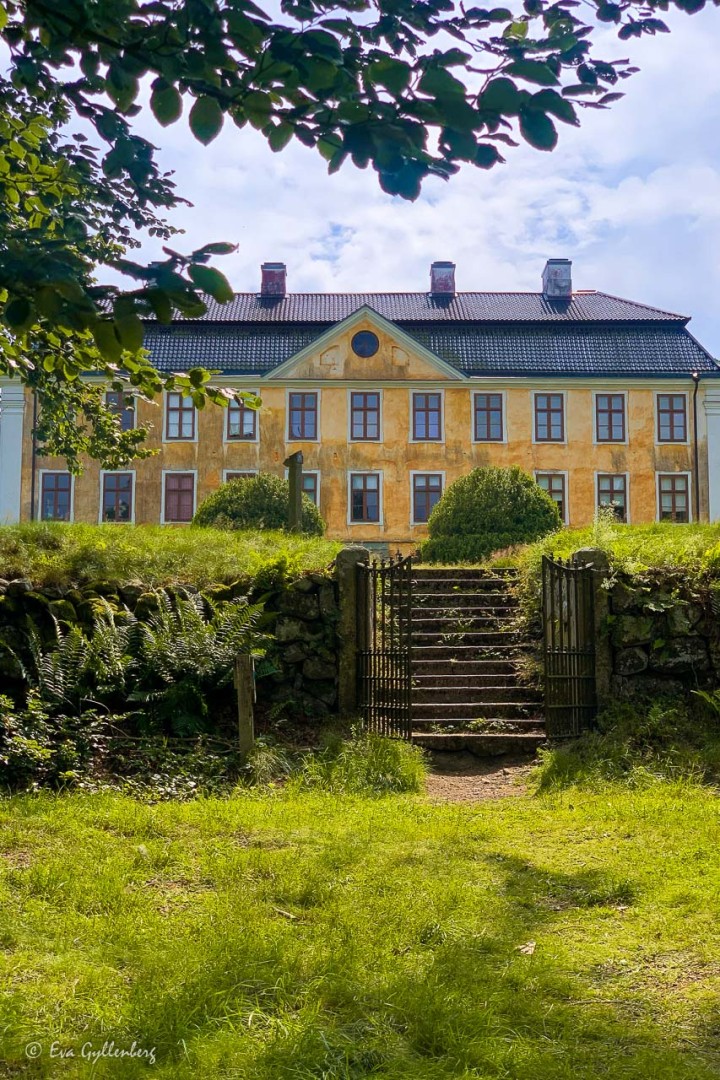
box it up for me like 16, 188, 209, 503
704, 390, 720, 523
0, 381, 26, 523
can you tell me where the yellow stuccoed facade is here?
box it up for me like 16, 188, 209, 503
19, 314, 706, 548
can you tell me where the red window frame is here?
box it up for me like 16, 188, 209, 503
597, 473, 627, 522
412, 393, 442, 441
227, 398, 257, 440
101, 472, 133, 522
412, 473, 443, 524
105, 391, 136, 432
474, 393, 503, 441
350, 392, 380, 441
40, 472, 72, 521
288, 392, 318, 440
536, 473, 566, 523
658, 474, 690, 522
534, 393, 564, 442
657, 394, 687, 443
350, 473, 380, 523
164, 473, 195, 523
165, 392, 196, 440
595, 394, 625, 443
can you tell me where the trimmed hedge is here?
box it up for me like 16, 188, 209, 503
421, 466, 560, 563
193, 474, 325, 535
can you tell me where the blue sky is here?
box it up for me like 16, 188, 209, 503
124, 9, 720, 355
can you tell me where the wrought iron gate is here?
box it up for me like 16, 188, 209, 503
542, 555, 597, 738
356, 554, 413, 739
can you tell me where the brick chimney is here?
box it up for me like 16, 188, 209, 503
542, 258, 572, 299
260, 262, 287, 298
430, 261, 456, 298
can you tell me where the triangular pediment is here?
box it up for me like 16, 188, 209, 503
264, 307, 464, 381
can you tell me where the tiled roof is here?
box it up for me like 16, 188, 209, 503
145, 322, 718, 378
168, 291, 687, 324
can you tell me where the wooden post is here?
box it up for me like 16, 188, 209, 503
572, 547, 612, 710
335, 546, 370, 717
284, 451, 304, 533
234, 654, 255, 754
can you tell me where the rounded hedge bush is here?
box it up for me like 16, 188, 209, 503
420, 466, 560, 563
192, 473, 325, 535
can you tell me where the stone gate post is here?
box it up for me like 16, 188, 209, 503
572, 547, 612, 710
334, 546, 370, 718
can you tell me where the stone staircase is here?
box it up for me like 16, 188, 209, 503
410, 567, 546, 756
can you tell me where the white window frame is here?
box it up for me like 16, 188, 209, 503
347, 388, 383, 443
286, 389, 320, 443
104, 389, 137, 431
222, 468, 259, 484
98, 469, 136, 525
161, 469, 198, 525
410, 470, 445, 527
655, 470, 693, 523
595, 470, 630, 524
347, 470, 383, 526
471, 390, 507, 445
163, 391, 198, 443
409, 388, 445, 444
223, 392, 260, 444
532, 390, 567, 446
592, 390, 628, 446
654, 390, 690, 446
534, 469, 569, 526
37, 469, 75, 524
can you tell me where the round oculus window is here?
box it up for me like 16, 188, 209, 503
351, 330, 379, 358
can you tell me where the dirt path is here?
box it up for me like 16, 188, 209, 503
425, 752, 536, 802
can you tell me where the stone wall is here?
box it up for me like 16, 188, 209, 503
607, 574, 720, 699
0, 571, 340, 719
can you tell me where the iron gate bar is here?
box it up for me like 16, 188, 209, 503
356, 552, 413, 740
542, 554, 597, 738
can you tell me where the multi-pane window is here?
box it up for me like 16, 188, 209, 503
350, 473, 380, 523
165, 393, 196, 440
350, 392, 380, 440
536, 473, 566, 523
657, 394, 687, 442
412, 392, 442, 441
596, 394, 625, 442
164, 473, 195, 523
225, 472, 256, 483
412, 474, 443, 524
227, 398, 257, 440
40, 472, 71, 521
597, 473, 627, 522
474, 393, 503, 441
101, 472, 133, 522
288, 392, 318, 440
105, 391, 135, 431
302, 473, 319, 506
658, 474, 690, 522
534, 393, 564, 442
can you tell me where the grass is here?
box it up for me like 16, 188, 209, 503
1, 780, 719, 1078
0, 523, 342, 588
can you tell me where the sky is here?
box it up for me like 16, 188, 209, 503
124, 8, 720, 355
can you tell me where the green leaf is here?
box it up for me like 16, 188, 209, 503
150, 83, 183, 127
530, 90, 578, 125
519, 108, 557, 151
115, 314, 145, 353
189, 96, 224, 145
0, 4, 8, 31
4, 298, 33, 329
92, 321, 123, 362
506, 60, 559, 86
267, 123, 293, 152
478, 78, 521, 115
243, 91, 273, 129
474, 143, 504, 168
419, 67, 467, 98
188, 265, 235, 303
194, 242, 238, 257
367, 57, 413, 95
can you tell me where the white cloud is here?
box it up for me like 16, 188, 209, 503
110, 7, 720, 354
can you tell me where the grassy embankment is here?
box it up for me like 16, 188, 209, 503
1, 777, 719, 1079
0, 522, 342, 588
515, 521, 720, 573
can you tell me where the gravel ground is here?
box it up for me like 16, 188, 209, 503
424, 752, 537, 802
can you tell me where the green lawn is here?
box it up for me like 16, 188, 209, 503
519, 521, 720, 573
1, 783, 719, 1078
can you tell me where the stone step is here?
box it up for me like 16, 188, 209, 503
411, 614, 518, 633
412, 658, 522, 677
413, 701, 542, 720
411, 577, 517, 593
411, 629, 522, 647
412, 644, 531, 662
412, 732, 545, 756
413, 567, 517, 578
413, 685, 543, 705
412, 716, 543, 730
412, 592, 518, 609
413, 670, 519, 686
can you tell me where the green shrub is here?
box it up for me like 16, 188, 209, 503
294, 733, 427, 795
193, 474, 325, 535
421, 466, 560, 564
